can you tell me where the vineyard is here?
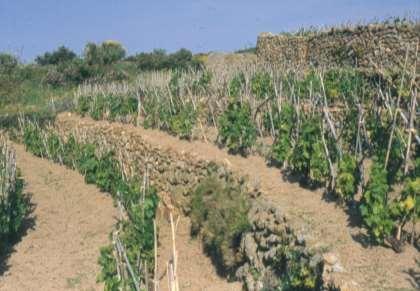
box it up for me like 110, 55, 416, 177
0, 19, 419, 291
73, 60, 420, 251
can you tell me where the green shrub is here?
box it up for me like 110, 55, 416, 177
218, 101, 257, 155
22, 121, 46, 158
0, 53, 19, 74
35, 46, 77, 66
99, 185, 159, 290
84, 41, 126, 65
168, 102, 197, 139
288, 116, 330, 184
360, 160, 393, 243
62, 134, 79, 168
0, 139, 28, 245
95, 151, 122, 194
129, 48, 202, 71
77, 143, 99, 184
228, 73, 246, 98
76, 94, 138, 122
251, 72, 275, 99
273, 246, 323, 291
192, 70, 212, 95
191, 175, 250, 274
270, 103, 295, 166
390, 177, 420, 241
335, 154, 358, 201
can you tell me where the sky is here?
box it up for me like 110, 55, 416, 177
0, 0, 419, 62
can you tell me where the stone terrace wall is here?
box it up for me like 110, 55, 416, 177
257, 22, 420, 70
54, 114, 349, 291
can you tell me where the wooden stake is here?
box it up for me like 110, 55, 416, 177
403, 88, 417, 175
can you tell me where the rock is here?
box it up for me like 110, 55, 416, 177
323, 252, 339, 266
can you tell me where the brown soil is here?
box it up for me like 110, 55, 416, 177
0, 143, 239, 291
156, 213, 242, 291
0, 144, 118, 291
58, 113, 420, 290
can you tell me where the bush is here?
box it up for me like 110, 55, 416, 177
23, 121, 46, 158
360, 160, 393, 243
0, 138, 28, 245
130, 48, 202, 71
191, 175, 250, 274
95, 151, 122, 193
270, 103, 295, 166
168, 102, 197, 139
0, 53, 19, 74
218, 101, 257, 155
84, 41, 126, 66
35, 46, 77, 66
228, 73, 246, 98
77, 143, 99, 184
251, 72, 275, 99
273, 247, 323, 291
75, 94, 138, 122
335, 154, 358, 201
288, 116, 330, 184
390, 177, 420, 242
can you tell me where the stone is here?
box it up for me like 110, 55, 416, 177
323, 252, 339, 266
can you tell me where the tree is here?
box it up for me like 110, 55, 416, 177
35, 46, 77, 65
84, 41, 126, 65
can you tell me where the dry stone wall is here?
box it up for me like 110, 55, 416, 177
257, 22, 420, 70
54, 114, 350, 291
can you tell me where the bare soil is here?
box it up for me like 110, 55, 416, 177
0, 142, 239, 291
0, 144, 118, 291
58, 113, 420, 290
156, 213, 242, 291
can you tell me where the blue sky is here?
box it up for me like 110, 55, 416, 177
0, 0, 418, 61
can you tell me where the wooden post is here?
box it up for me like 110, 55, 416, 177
154, 219, 158, 291
403, 88, 417, 175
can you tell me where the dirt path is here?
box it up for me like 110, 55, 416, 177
58, 113, 420, 290
0, 144, 118, 291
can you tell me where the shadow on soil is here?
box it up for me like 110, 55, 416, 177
320, 187, 376, 249
404, 259, 420, 289
0, 193, 36, 276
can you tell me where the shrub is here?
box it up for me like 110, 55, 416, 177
288, 116, 329, 184
192, 70, 212, 95
0, 53, 19, 74
168, 102, 197, 139
270, 103, 295, 166
335, 154, 358, 201
0, 138, 28, 245
84, 41, 126, 65
77, 143, 99, 184
191, 175, 250, 274
99, 183, 159, 290
76, 94, 138, 122
218, 101, 257, 155
46, 131, 63, 163
35, 46, 77, 66
228, 73, 246, 98
273, 246, 323, 291
360, 160, 393, 243
251, 72, 275, 99
62, 134, 79, 168
95, 151, 122, 194
390, 177, 420, 242
22, 121, 46, 158
130, 48, 202, 71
